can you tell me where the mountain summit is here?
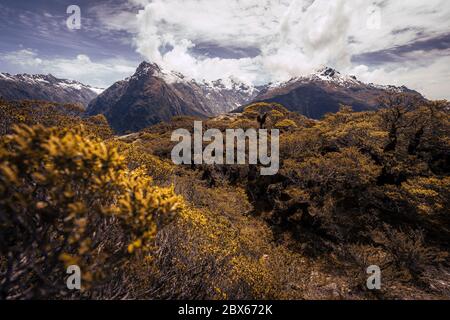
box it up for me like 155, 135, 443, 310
248, 67, 423, 118
86, 61, 259, 133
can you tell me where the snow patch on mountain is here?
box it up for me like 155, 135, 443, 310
1, 73, 104, 95
265, 66, 413, 94
0, 72, 103, 106
133, 61, 257, 96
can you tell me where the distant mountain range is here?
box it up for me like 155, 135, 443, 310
1, 63, 424, 133
0, 73, 103, 107
87, 62, 423, 132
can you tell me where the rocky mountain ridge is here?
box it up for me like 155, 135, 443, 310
0, 72, 103, 107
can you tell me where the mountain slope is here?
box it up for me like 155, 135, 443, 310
86, 62, 259, 133
245, 67, 424, 118
0, 73, 102, 107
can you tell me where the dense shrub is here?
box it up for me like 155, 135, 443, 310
0, 100, 113, 139
0, 124, 182, 299
0, 94, 449, 300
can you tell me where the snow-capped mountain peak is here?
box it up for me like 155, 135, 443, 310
86, 61, 261, 132
287, 66, 362, 88
264, 66, 415, 95
248, 65, 423, 120
131, 61, 257, 96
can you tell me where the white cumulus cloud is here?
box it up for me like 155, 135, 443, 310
129, 0, 450, 98
1, 50, 136, 88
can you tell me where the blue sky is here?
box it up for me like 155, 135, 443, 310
0, 0, 140, 59
0, 0, 141, 87
0, 0, 449, 99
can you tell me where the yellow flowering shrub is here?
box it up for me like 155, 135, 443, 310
243, 102, 288, 115
388, 177, 450, 216
274, 119, 298, 129
147, 177, 315, 300
0, 124, 182, 299
112, 140, 175, 184
0, 99, 113, 139
270, 109, 285, 119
